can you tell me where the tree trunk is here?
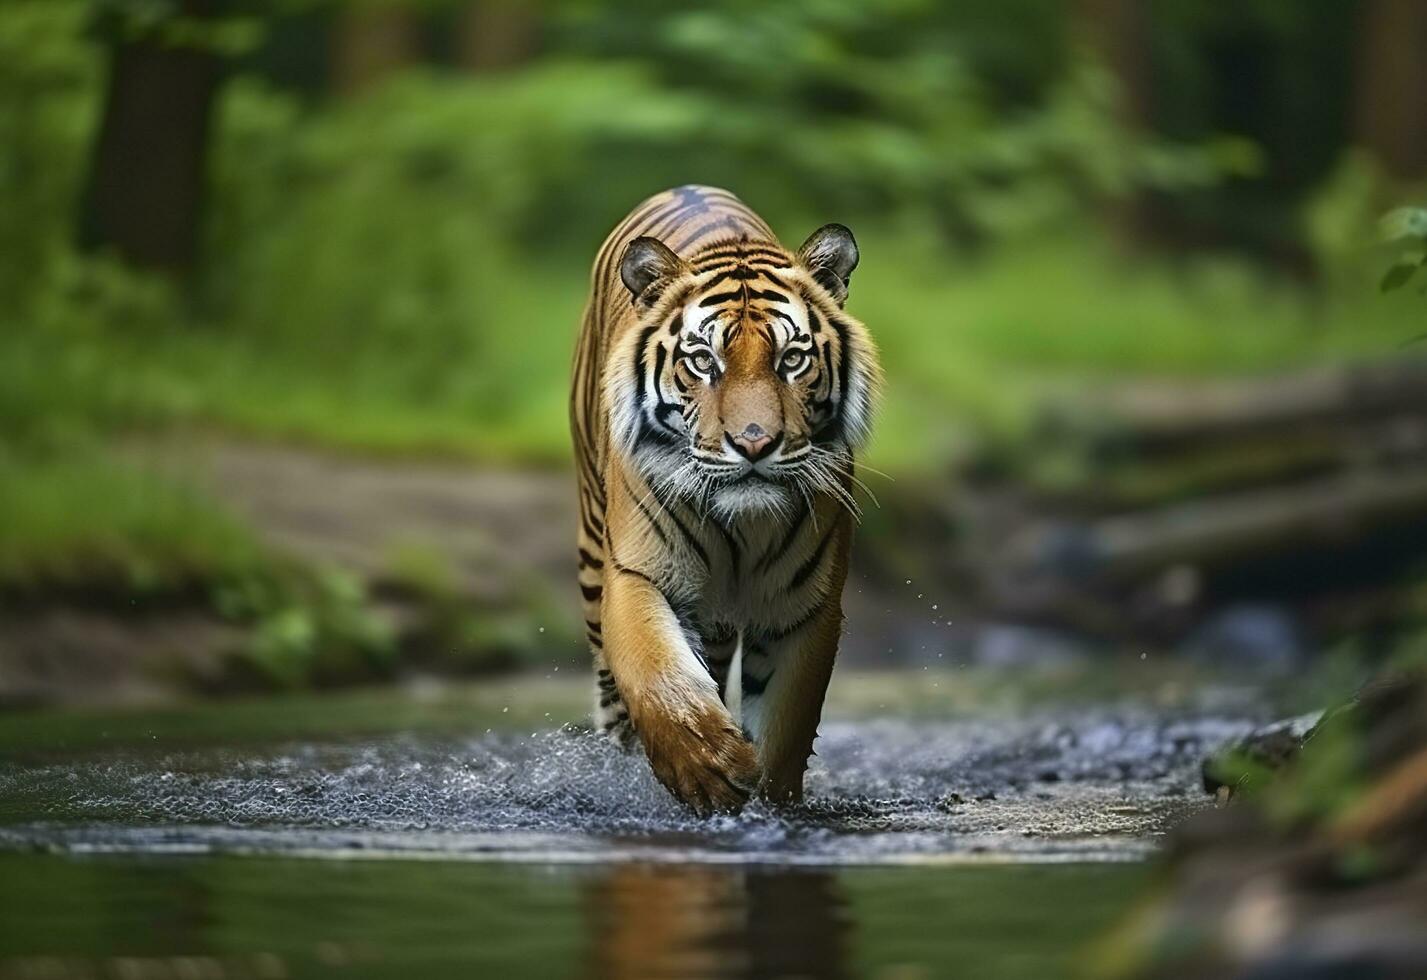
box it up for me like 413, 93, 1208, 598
455, 0, 538, 73
1072, 0, 1153, 245
1355, 0, 1427, 178
1074, 0, 1152, 127
331, 4, 421, 96
78, 0, 224, 278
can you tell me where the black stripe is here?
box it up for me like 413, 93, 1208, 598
649, 199, 711, 244
758, 269, 793, 292
624, 475, 670, 546
761, 500, 809, 570
742, 671, 771, 697
581, 510, 605, 544
581, 583, 603, 602
790, 531, 832, 590
764, 603, 821, 642
632, 324, 659, 421
830, 312, 851, 435
634, 418, 680, 449
675, 218, 741, 252
662, 501, 710, 568
694, 247, 788, 267
613, 563, 656, 586
650, 343, 674, 424
699, 264, 778, 290
698, 289, 745, 308
578, 548, 604, 570
717, 521, 742, 582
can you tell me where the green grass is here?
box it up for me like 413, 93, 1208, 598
0, 453, 266, 595
860, 234, 1421, 470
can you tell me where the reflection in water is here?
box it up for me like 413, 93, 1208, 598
0, 851, 1151, 978
588, 866, 850, 980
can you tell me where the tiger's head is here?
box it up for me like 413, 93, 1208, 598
606, 225, 881, 520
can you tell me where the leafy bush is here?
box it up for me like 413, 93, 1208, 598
0, 1, 99, 308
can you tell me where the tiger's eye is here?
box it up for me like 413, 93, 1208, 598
780, 349, 808, 372
691, 352, 715, 375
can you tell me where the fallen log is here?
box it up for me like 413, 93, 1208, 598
983, 465, 1427, 635
1038, 355, 1427, 455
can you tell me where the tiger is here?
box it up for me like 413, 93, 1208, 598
570, 184, 880, 815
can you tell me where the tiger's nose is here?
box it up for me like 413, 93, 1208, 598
727, 423, 780, 461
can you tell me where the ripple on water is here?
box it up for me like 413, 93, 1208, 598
0, 713, 1256, 865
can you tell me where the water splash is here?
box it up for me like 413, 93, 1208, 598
0, 711, 1255, 865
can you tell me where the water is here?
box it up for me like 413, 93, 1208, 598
0, 694, 1260, 977
0, 854, 1149, 979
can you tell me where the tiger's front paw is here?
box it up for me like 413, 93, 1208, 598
640, 702, 760, 817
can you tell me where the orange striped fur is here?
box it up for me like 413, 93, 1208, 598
570, 185, 879, 813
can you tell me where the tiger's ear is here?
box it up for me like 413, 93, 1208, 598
620, 236, 687, 307
797, 223, 859, 306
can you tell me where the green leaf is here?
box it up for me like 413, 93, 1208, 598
1380, 206, 1427, 243
1381, 257, 1424, 293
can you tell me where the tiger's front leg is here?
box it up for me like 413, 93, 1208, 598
748, 589, 844, 805
602, 565, 761, 816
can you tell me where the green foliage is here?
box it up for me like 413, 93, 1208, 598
1379, 205, 1427, 293
384, 544, 576, 674
0, 453, 265, 595
0, 1, 100, 307
0, 447, 397, 690
1, 0, 1424, 692
545, 1, 1253, 239
214, 565, 396, 688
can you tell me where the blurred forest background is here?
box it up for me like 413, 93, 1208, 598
4, 0, 1427, 705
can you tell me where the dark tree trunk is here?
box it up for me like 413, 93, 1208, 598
456, 0, 538, 73
79, 0, 224, 278
1075, 0, 1152, 127
331, 4, 421, 96
1072, 0, 1154, 246
1355, 0, 1427, 178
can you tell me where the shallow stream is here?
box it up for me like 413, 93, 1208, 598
0, 682, 1265, 977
